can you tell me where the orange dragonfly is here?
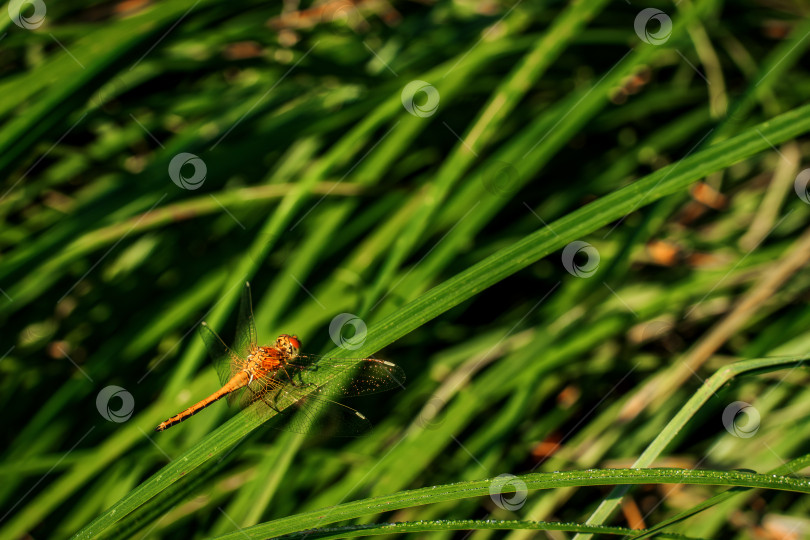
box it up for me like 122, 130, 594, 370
155, 282, 404, 434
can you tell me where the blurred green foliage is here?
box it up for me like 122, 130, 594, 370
3, 0, 810, 538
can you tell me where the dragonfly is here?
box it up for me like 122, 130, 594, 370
155, 282, 404, 434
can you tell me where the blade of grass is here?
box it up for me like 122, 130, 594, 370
632, 452, 810, 539
209, 467, 810, 539
274, 519, 665, 539
579, 355, 810, 537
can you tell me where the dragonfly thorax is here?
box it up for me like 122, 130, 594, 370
243, 336, 299, 376
245, 347, 280, 372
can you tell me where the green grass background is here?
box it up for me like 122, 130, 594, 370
3, 0, 810, 538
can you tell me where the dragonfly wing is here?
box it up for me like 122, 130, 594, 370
288, 356, 406, 398
199, 322, 242, 400
241, 376, 372, 436
277, 392, 372, 436
234, 282, 258, 360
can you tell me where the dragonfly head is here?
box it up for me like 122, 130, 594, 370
276, 334, 301, 357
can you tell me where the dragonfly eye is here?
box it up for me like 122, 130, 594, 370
278, 334, 301, 354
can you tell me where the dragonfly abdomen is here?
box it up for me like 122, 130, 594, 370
155, 371, 250, 432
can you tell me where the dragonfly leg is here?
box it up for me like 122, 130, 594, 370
263, 386, 288, 414
277, 364, 310, 388
279, 364, 296, 386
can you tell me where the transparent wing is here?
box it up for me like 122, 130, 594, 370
241, 375, 372, 436
199, 323, 248, 407
285, 356, 406, 398
234, 282, 258, 360
231, 356, 404, 436
199, 322, 242, 387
